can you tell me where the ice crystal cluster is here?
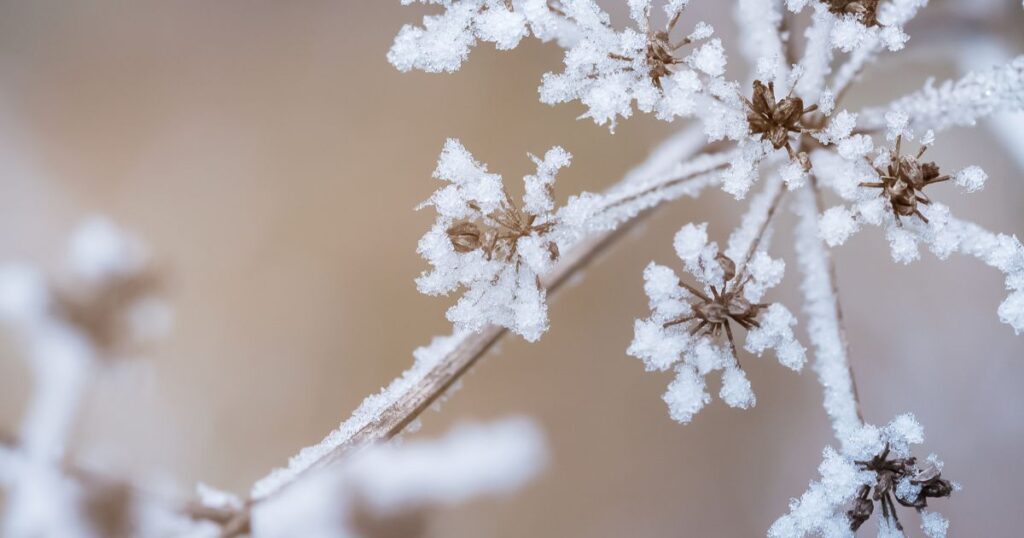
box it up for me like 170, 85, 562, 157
2, 1, 1022, 537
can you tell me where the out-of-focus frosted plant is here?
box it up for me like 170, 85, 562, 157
0, 217, 172, 537
0, 223, 549, 538
3, 1, 1022, 537
250, 417, 546, 538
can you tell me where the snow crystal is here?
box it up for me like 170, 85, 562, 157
954, 165, 987, 193
663, 364, 711, 423
744, 303, 806, 371
719, 367, 755, 409
673, 222, 709, 263
920, 511, 950, 538
818, 206, 860, 247
388, 1, 528, 73
688, 39, 726, 77
886, 225, 920, 264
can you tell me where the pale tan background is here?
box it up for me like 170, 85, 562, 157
0, 1, 1022, 536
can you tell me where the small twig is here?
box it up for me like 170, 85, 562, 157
596, 160, 730, 213
809, 174, 863, 424
733, 177, 787, 287
792, 175, 865, 449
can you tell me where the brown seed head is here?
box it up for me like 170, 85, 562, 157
744, 80, 816, 153
861, 136, 949, 224
824, 0, 881, 27
446, 221, 483, 253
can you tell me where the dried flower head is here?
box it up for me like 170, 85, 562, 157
849, 444, 955, 532
860, 135, 950, 224
823, 0, 880, 27
662, 253, 768, 341
771, 415, 954, 538
609, 9, 695, 91
742, 80, 818, 168
444, 198, 558, 263
417, 139, 572, 341
628, 221, 805, 424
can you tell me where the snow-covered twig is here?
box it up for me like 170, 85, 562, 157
860, 55, 1024, 134
252, 418, 547, 538
793, 179, 863, 449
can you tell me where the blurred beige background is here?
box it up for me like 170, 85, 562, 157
0, 1, 1022, 536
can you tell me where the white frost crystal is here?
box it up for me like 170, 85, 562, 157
388, 1, 528, 73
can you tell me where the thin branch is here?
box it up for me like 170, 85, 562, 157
809, 175, 863, 423
793, 176, 864, 450
726, 172, 786, 286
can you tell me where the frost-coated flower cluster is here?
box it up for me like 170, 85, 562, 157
770, 414, 955, 538
537, 0, 727, 129
416, 139, 573, 341
811, 110, 1024, 334
390, 0, 744, 132
628, 207, 805, 423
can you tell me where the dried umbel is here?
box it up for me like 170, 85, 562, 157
609, 9, 693, 91
860, 135, 950, 224
742, 80, 817, 168
663, 253, 768, 347
824, 0, 881, 27
849, 444, 955, 531
445, 197, 558, 264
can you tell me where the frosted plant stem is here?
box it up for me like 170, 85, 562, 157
733, 173, 786, 281
793, 177, 864, 451
955, 38, 1024, 173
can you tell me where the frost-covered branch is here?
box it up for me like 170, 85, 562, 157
793, 179, 863, 449
251, 418, 547, 538
860, 55, 1024, 134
